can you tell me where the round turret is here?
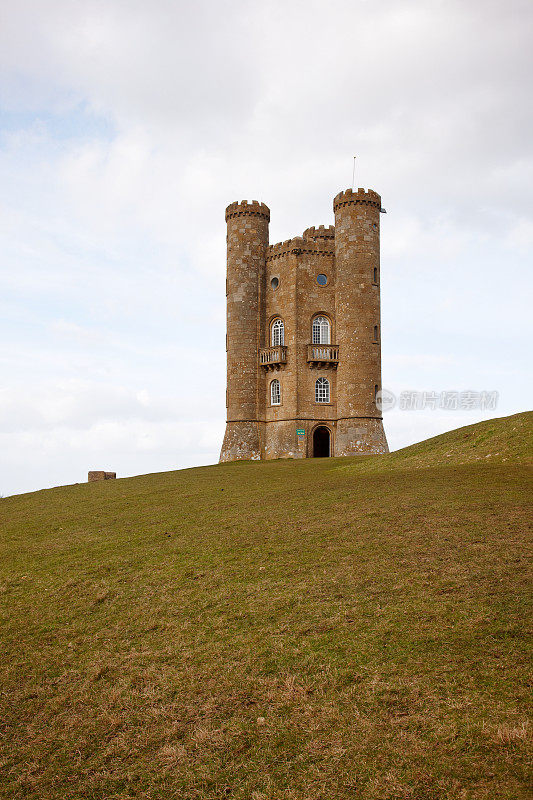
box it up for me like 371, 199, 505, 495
225, 200, 270, 222
220, 199, 270, 462
333, 188, 381, 212
334, 187, 387, 455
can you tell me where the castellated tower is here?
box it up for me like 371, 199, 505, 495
221, 200, 270, 461
219, 188, 388, 462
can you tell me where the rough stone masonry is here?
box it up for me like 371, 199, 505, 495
220, 187, 389, 461
88, 471, 116, 482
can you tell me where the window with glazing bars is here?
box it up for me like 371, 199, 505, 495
315, 377, 330, 403
270, 379, 281, 405
271, 318, 284, 346
312, 316, 330, 345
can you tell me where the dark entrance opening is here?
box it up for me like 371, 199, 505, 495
313, 426, 331, 457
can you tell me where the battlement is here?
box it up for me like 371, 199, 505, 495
266, 236, 334, 261
303, 225, 335, 240
225, 200, 270, 222
333, 188, 381, 212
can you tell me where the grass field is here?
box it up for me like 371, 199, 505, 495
0, 412, 531, 799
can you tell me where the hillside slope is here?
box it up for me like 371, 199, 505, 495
340, 411, 533, 474
0, 413, 531, 800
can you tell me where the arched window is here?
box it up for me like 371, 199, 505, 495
270, 379, 281, 406
271, 318, 284, 346
315, 377, 330, 403
312, 315, 330, 345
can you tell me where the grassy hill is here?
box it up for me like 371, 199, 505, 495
0, 412, 531, 800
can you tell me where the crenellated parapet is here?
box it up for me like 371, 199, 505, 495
267, 237, 304, 259
333, 188, 381, 212
225, 200, 270, 222
303, 225, 335, 241
267, 236, 334, 261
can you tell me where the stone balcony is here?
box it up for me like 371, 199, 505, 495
307, 344, 339, 368
259, 345, 287, 370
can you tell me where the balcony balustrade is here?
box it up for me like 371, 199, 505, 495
259, 345, 287, 370
307, 344, 339, 368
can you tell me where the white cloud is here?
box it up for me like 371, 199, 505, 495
0, 0, 532, 495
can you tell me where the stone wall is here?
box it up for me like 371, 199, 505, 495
220, 188, 388, 461
88, 471, 116, 482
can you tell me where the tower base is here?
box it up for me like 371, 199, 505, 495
335, 417, 389, 456
219, 421, 262, 463
219, 418, 388, 462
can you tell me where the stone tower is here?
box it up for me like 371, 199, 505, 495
219, 188, 388, 462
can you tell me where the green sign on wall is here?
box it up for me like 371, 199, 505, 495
296, 429, 305, 436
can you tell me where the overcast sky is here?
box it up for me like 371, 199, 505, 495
1, 0, 532, 496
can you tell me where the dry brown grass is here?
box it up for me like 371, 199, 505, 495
0, 412, 531, 798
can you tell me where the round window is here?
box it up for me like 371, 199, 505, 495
271, 277, 279, 290
316, 274, 328, 286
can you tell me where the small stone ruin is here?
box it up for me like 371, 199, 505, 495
88, 471, 116, 482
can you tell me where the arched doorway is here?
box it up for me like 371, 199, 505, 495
313, 426, 331, 457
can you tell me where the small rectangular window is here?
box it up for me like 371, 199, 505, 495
270, 379, 281, 405
315, 378, 330, 403
312, 316, 331, 345
271, 319, 284, 346
374, 325, 378, 341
